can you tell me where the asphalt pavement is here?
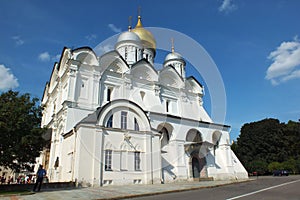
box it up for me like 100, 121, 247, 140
126, 175, 300, 200
0, 179, 249, 200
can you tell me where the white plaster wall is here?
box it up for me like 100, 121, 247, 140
75, 126, 102, 186
60, 134, 75, 182
101, 130, 161, 186
149, 114, 243, 181
64, 108, 94, 133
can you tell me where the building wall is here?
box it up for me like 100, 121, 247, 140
74, 126, 102, 186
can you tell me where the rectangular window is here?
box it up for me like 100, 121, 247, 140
134, 118, 139, 131
134, 152, 141, 171
135, 49, 137, 62
107, 88, 111, 101
125, 47, 128, 60
166, 100, 170, 113
53, 99, 57, 113
105, 150, 112, 171
121, 111, 127, 129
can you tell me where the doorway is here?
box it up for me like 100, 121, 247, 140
192, 157, 200, 178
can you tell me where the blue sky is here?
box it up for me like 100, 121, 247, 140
1, 0, 300, 140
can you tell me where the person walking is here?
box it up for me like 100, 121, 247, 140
33, 165, 46, 192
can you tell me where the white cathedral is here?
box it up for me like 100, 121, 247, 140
39, 15, 248, 186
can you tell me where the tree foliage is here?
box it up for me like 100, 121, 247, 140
268, 162, 282, 172
232, 118, 300, 174
0, 90, 47, 172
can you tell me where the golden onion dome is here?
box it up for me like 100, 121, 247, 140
132, 16, 156, 49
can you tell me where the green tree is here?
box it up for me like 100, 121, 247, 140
248, 160, 268, 175
282, 159, 297, 174
235, 118, 284, 171
234, 118, 300, 174
0, 90, 47, 172
268, 162, 282, 172
296, 159, 300, 174
283, 121, 300, 160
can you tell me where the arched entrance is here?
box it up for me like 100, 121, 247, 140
185, 129, 208, 179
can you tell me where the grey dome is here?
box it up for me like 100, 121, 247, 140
164, 52, 184, 62
117, 31, 141, 43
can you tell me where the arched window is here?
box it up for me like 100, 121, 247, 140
106, 115, 113, 128
134, 118, 140, 131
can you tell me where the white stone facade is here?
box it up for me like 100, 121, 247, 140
40, 16, 248, 187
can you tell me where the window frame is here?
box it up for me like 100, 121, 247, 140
166, 100, 170, 113
104, 149, 112, 171
106, 115, 113, 128
134, 151, 141, 171
134, 117, 140, 131
121, 111, 127, 129
107, 87, 112, 101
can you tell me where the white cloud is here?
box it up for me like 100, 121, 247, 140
219, 0, 237, 13
281, 69, 300, 82
265, 37, 300, 85
95, 44, 114, 54
108, 24, 121, 33
11, 36, 24, 46
38, 52, 61, 62
0, 64, 19, 91
85, 34, 97, 42
38, 52, 51, 62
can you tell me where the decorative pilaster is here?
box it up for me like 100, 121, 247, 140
67, 66, 78, 102
92, 72, 100, 108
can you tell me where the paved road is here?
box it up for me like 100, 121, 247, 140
1, 179, 248, 200
126, 175, 300, 200
3, 175, 300, 200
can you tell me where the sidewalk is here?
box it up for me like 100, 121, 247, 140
3, 179, 250, 200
